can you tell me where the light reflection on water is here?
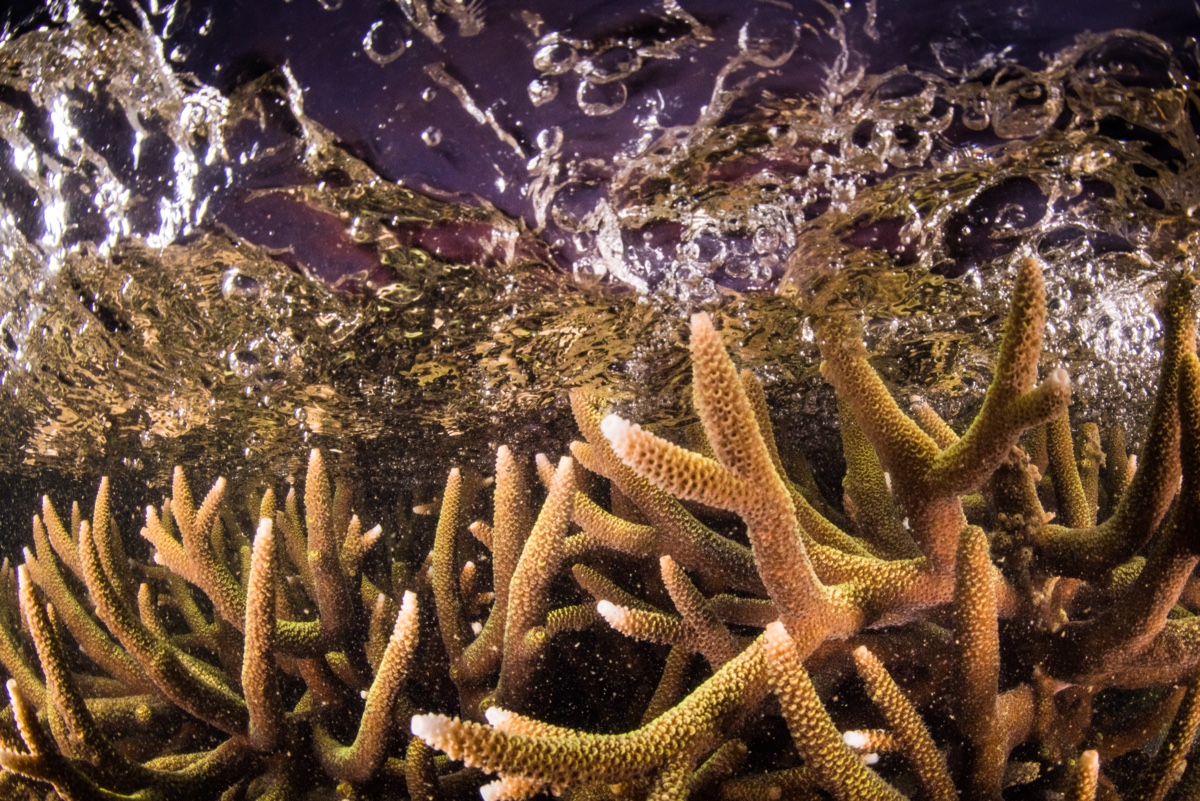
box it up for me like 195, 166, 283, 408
0, 0, 1196, 498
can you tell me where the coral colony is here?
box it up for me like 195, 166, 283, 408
4, 254, 1200, 800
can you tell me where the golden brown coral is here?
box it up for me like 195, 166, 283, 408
5, 255, 1200, 801
408, 255, 1200, 800
0, 450, 430, 800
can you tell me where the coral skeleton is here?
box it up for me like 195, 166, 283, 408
3, 255, 1200, 799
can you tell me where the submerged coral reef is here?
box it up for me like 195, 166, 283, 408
2, 254, 1200, 799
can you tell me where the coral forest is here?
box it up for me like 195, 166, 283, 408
3, 254, 1200, 800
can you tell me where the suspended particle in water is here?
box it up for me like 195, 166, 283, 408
577, 80, 627, 116
363, 20, 408, 66
317, 0, 344, 10
421, 87, 437, 102
533, 39, 578, 75
527, 76, 559, 106
421, 126, 443, 146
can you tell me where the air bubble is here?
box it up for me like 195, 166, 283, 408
959, 86, 990, 131
363, 20, 407, 66
229, 350, 260, 379
527, 76, 559, 106
579, 47, 641, 84
737, 6, 799, 67
752, 227, 781, 254
572, 255, 607, 286
989, 67, 1062, 139
535, 126, 563, 153
577, 80, 627, 117
421, 87, 437, 102
421, 127, 442, 146
533, 40, 578, 75
221, 269, 261, 300
689, 230, 727, 271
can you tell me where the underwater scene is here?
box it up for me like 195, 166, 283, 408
3, 0, 1200, 798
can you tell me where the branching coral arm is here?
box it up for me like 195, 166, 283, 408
571, 564, 659, 612
413, 635, 769, 789
571, 492, 656, 556
838, 398, 920, 559
604, 314, 832, 635
642, 647, 694, 724
40, 497, 83, 583
660, 556, 739, 666
821, 256, 1068, 569
78, 518, 249, 736
0, 577, 44, 709
171, 470, 246, 627
597, 599, 694, 650
1046, 408, 1093, 528
16, 565, 137, 777
763, 622, 904, 801
314, 591, 419, 784
910, 400, 959, 449
304, 450, 363, 660
953, 525, 1015, 800
25, 520, 149, 693
740, 369, 851, 532
243, 519, 283, 752
927, 256, 1069, 494
1037, 275, 1195, 578
495, 457, 575, 708
852, 646, 956, 801
432, 467, 470, 689
1065, 750, 1100, 801
1129, 671, 1200, 801
1049, 352, 1200, 682
570, 389, 761, 593
463, 446, 532, 685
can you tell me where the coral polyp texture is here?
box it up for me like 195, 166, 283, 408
3, 254, 1200, 800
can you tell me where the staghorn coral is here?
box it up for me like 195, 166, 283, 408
0, 452, 435, 800
4, 254, 1200, 800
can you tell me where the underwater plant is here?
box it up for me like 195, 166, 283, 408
2, 253, 1200, 800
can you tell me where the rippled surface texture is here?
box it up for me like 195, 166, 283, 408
0, 0, 1195, 495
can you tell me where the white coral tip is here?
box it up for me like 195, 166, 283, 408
764, 620, 788, 640
596, 599, 628, 629
690, 311, 714, 332
599, 414, 633, 453
1047, 366, 1070, 390
484, 706, 514, 727
843, 730, 869, 748
410, 713, 450, 744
